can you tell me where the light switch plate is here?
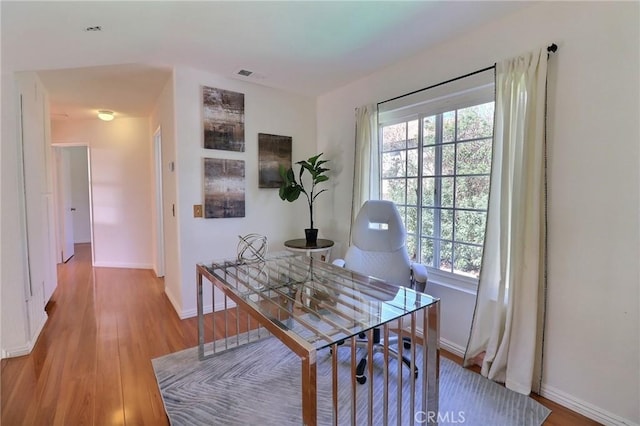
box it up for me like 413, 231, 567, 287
193, 204, 203, 218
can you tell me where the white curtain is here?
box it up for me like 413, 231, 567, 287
351, 104, 379, 229
464, 48, 548, 395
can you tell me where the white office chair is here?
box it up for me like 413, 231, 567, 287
333, 200, 427, 384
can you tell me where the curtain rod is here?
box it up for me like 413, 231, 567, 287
378, 43, 558, 107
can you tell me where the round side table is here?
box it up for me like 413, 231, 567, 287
284, 238, 334, 261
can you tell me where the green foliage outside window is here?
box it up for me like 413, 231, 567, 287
381, 102, 494, 278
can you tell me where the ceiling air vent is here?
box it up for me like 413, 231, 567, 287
232, 68, 266, 82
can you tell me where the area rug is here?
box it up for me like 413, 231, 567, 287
152, 335, 550, 425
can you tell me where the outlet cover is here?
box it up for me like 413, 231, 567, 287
193, 204, 203, 218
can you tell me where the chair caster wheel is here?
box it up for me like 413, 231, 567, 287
404, 341, 411, 350
414, 369, 419, 379
355, 358, 367, 385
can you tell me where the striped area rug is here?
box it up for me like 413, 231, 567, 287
152, 335, 550, 425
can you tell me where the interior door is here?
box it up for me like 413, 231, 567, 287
60, 149, 75, 262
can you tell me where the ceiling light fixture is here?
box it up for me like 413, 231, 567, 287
97, 110, 114, 121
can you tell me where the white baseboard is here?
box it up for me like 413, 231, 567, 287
417, 338, 639, 426
163, 286, 235, 320
540, 383, 639, 426
1, 312, 48, 359
164, 287, 182, 318
92, 261, 153, 269
179, 300, 236, 320
440, 337, 466, 358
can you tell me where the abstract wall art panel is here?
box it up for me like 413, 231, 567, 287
258, 133, 292, 188
204, 158, 245, 218
203, 86, 245, 152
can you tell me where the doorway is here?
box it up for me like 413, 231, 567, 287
153, 127, 165, 277
52, 144, 95, 266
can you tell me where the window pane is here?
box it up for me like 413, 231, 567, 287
406, 234, 418, 262
382, 179, 406, 205
439, 240, 453, 273
440, 209, 453, 241
441, 177, 454, 207
407, 178, 418, 205
443, 111, 455, 143
457, 102, 494, 140
453, 243, 483, 278
408, 120, 419, 148
407, 149, 418, 176
442, 144, 455, 175
381, 102, 493, 282
421, 208, 434, 237
421, 237, 434, 267
423, 146, 436, 176
382, 151, 406, 178
455, 211, 487, 245
422, 178, 435, 206
397, 206, 407, 223
382, 123, 407, 151
457, 139, 492, 175
423, 116, 436, 145
406, 207, 418, 234
455, 176, 490, 209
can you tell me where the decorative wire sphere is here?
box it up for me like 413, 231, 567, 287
237, 233, 268, 264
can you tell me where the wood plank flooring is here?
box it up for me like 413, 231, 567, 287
1, 243, 600, 425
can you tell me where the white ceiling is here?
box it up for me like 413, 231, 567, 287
1, 1, 535, 120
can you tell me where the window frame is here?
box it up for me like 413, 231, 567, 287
379, 98, 494, 288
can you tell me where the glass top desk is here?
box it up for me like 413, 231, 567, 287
197, 252, 439, 425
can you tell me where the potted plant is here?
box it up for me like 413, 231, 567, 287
279, 153, 330, 244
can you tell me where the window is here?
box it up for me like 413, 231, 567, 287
380, 101, 494, 282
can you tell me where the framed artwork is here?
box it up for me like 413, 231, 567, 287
203, 86, 245, 152
204, 158, 245, 218
258, 133, 292, 188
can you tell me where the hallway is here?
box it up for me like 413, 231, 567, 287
1, 244, 191, 425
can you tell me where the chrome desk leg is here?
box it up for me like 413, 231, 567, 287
301, 353, 318, 426
424, 302, 440, 424
197, 270, 204, 360
332, 342, 338, 426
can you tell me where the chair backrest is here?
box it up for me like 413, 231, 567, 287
345, 200, 412, 287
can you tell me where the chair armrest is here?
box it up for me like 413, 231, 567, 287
332, 259, 346, 268
411, 263, 428, 284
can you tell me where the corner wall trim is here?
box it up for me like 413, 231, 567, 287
92, 261, 154, 269
540, 383, 639, 426
179, 300, 237, 320
440, 337, 466, 358
1, 313, 48, 359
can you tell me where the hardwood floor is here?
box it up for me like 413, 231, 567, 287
1, 243, 600, 425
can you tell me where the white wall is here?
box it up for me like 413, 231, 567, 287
1, 71, 29, 355
150, 74, 182, 311
1, 71, 55, 357
51, 118, 153, 269
68, 146, 91, 243
316, 2, 639, 425
171, 66, 316, 317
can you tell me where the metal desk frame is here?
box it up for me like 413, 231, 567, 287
197, 252, 440, 426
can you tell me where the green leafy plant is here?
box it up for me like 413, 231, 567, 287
279, 153, 330, 230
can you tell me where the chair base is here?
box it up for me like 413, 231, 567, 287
354, 339, 418, 385
332, 331, 419, 385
